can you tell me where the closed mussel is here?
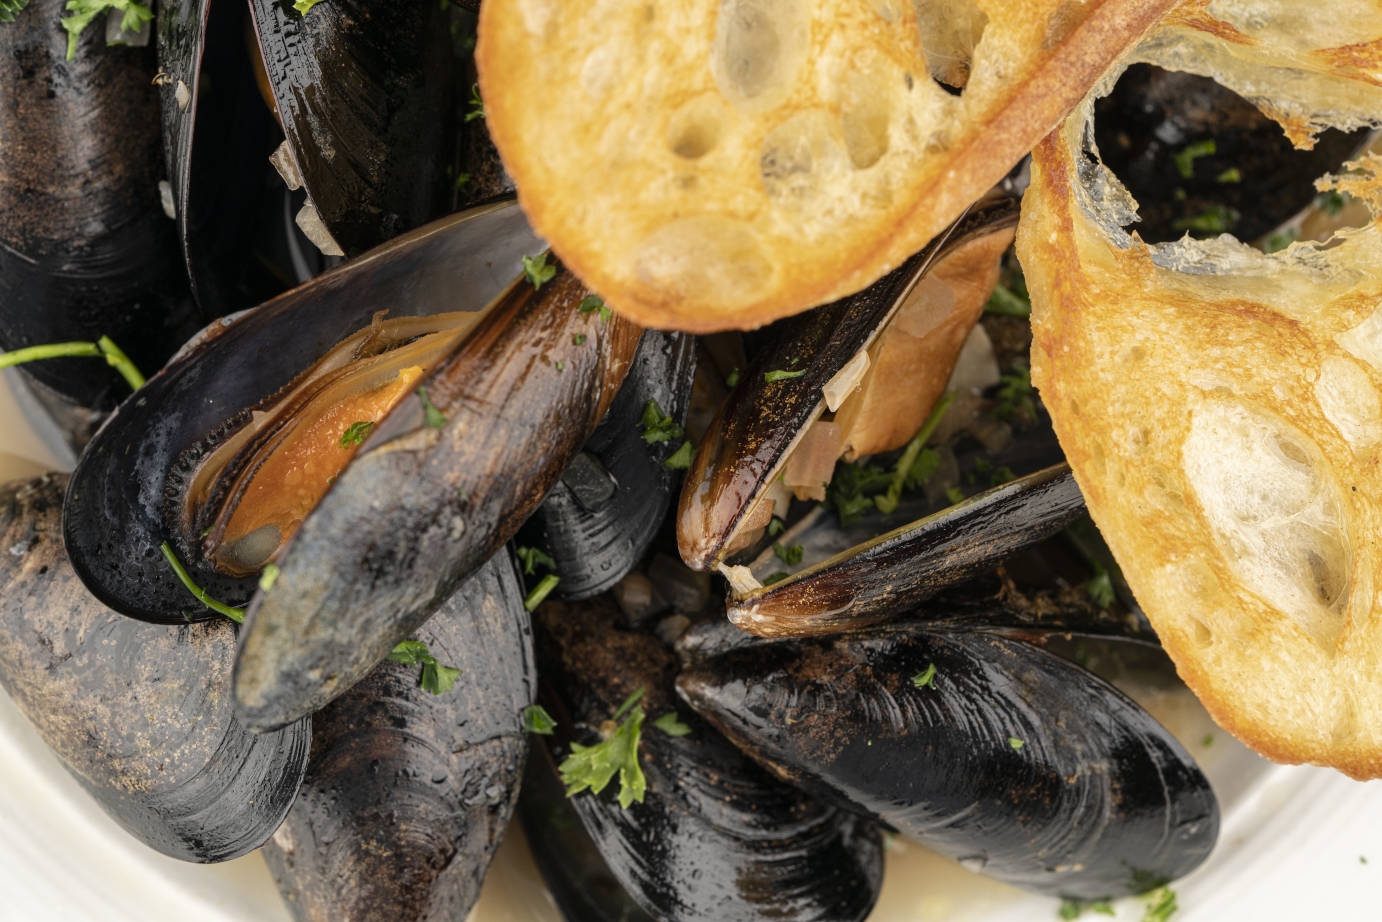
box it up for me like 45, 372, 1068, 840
0, 474, 308, 862
533, 597, 883, 922
263, 550, 533, 922
678, 622, 1219, 900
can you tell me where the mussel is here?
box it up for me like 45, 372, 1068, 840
262, 550, 533, 921
532, 596, 884, 922
0, 474, 308, 862
1, 0, 204, 430
679, 620, 1219, 900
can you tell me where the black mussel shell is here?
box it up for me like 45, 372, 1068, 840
534, 597, 883, 922
519, 745, 656, 922
727, 463, 1086, 637
262, 550, 533, 922
247, 0, 462, 255
1, 0, 204, 412
0, 474, 308, 862
519, 330, 697, 600
63, 199, 541, 625
679, 624, 1219, 900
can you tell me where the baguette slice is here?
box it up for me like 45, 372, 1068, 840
1018, 25, 1382, 777
476, 0, 1174, 332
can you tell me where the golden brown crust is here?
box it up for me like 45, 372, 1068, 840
477, 0, 1175, 332
1019, 67, 1382, 778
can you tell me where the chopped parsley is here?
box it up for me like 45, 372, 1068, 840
763, 571, 790, 586
556, 360, 565, 372
1172, 204, 1239, 236
339, 420, 375, 448
559, 687, 648, 808
1215, 167, 1241, 184
945, 486, 965, 504
772, 541, 803, 565
258, 563, 281, 593
1263, 228, 1299, 253
573, 333, 586, 345
984, 281, 1031, 317
1171, 139, 1215, 179
1316, 189, 1349, 216
522, 704, 557, 735
523, 252, 556, 290
1058, 899, 1115, 919
725, 367, 741, 388
524, 573, 560, 611
764, 368, 807, 383
60, 0, 152, 60
1085, 569, 1116, 609
388, 640, 462, 695
994, 364, 1036, 422
653, 712, 692, 737
1202, 734, 1214, 747
516, 545, 556, 575
874, 392, 953, 514
766, 517, 786, 537
453, 171, 471, 191
639, 399, 684, 445
418, 386, 447, 428
912, 663, 936, 688
292, 0, 322, 13
1140, 886, 1177, 922
464, 82, 485, 122
0, 0, 29, 23
663, 440, 694, 470
825, 458, 894, 525
1008, 737, 1025, 750
578, 295, 611, 324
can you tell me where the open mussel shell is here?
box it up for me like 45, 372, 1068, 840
234, 260, 641, 731
678, 624, 1219, 900
63, 199, 541, 624
519, 330, 697, 600
262, 550, 532, 922
158, 0, 283, 314
1, 0, 204, 412
676, 195, 1020, 571
534, 597, 883, 922
728, 463, 1087, 637
0, 474, 309, 862
247, 0, 462, 255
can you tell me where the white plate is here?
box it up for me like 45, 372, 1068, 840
2, 369, 1379, 922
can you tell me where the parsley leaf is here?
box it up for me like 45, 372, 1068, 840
418, 386, 447, 428
292, 0, 322, 14
1140, 886, 1177, 922
1085, 570, 1116, 609
516, 545, 556, 576
1215, 166, 1241, 183
874, 392, 953, 514
984, 282, 1031, 317
1171, 139, 1215, 179
523, 704, 557, 735
772, 542, 803, 565
912, 663, 936, 688
766, 517, 786, 537
577, 295, 612, 324
763, 571, 790, 586
725, 367, 741, 388
653, 712, 692, 737
559, 689, 648, 808
387, 640, 431, 666
0, 0, 30, 23
1058, 899, 1115, 919
339, 420, 375, 448
1172, 204, 1239, 236
573, 333, 586, 345
1008, 737, 1025, 750
663, 440, 694, 470
1316, 189, 1348, 216
387, 640, 462, 695
465, 82, 485, 122
994, 364, 1036, 422
524, 573, 560, 611
258, 563, 281, 593
1264, 228, 1299, 253
639, 399, 684, 445
764, 368, 807, 383
523, 252, 556, 290
825, 459, 893, 526
945, 486, 965, 504
60, 0, 152, 60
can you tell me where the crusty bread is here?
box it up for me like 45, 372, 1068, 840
476, 0, 1175, 332
1018, 16, 1382, 777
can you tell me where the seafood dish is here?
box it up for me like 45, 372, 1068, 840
1, 0, 1379, 920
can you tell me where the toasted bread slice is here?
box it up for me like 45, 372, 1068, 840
1018, 23, 1382, 776
476, 0, 1175, 332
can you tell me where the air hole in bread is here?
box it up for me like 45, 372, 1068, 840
713, 0, 809, 109
914, 0, 987, 91
1091, 64, 1371, 247
668, 96, 728, 160
760, 110, 850, 204
1183, 399, 1351, 650
839, 66, 893, 169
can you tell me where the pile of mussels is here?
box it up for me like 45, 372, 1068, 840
5, 2, 1365, 919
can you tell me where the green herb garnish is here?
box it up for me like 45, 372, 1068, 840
945, 486, 965, 504
1264, 228, 1299, 253
912, 663, 936, 689
1008, 737, 1025, 750
772, 541, 803, 566
418, 386, 447, 428
388, 640, 462, 695
555, 360, 565, 372
0, 0, 30, 23
1172, 139, 1215, 179
1215, 167, 1241, 183
639, 399, 684, 445
994, 364, 1035, 422
663, 440, 694, 470
453, 171, 471, 191
339, 420, 375, 448
1172, 204, 1239, 235
0, 335, 145, 390
523, 252, 556, 290
725, 367, 741, 388
1316, 189, 1348, 216
573, 333, 586, 345
1140, 886, 1177, 922
524, 573, 560, 611
653, 712, 692, 737
766, 517, 786, 537
984, 282, 1031, 317
762, 571, 790, 586
465, 82, 485, 122
522, 704, 557, 735
1058, 899, 1115, 919
577, 295, 611, 324
160, 542, 245, 623
874, 392, 953, 515
1085, 569, 1116, 609
764, 368, 807, 383
258, 563, 281, 593
559, 688, 648, 808
60, 0, 152, 60
516, 545, 556, 575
